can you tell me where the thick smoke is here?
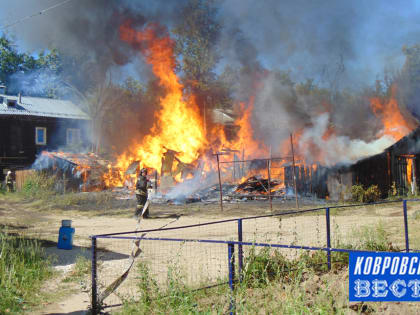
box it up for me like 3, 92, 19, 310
216, 0, 420, 165
251, 71, 390, 165
219, 0, 420, 87
4, 1, 420, 99
2, 1, 149, 87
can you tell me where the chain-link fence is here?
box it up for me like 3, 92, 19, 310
214, 155, 328, 213
90, 200, 420, 313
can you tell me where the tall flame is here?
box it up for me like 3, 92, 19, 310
218, 98, 268, 158
118, 22, 206, 173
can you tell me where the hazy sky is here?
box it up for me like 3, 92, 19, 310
1, 0, 420, 88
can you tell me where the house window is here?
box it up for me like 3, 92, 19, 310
66, 128, 81, 145
35, 127, 47, 145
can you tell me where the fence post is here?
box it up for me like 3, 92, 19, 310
228, 243, 235, 314
237, 219, 243, 282
216, 153, 224, 212
403, 200, 410, 252
91, 236, 98, 315
325, 208, 331, 270
267, 159, 272, 211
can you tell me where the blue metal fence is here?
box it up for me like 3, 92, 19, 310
89, 199, 420, 314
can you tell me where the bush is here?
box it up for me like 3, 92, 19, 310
351, 184, 365, 202
364, 185, 381, 202
243, 248, 292, 286
351, 184, 381, 203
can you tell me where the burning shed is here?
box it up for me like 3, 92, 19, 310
33, 151, 112, 192
328, 126, 420, 200
0, 88, 90, 180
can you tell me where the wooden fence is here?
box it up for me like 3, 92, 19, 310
15, 170, 35, 191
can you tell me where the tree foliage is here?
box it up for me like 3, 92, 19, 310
0, 36, 63, 97
173, 0, 220, 92
0, 36, 24, 84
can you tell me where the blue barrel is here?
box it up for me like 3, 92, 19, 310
57, 220, 75, 250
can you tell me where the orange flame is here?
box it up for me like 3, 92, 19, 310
407, 158, 413, 185
116, 22, 206, 180
370, 86, 417, 141
228, 99, 268, 157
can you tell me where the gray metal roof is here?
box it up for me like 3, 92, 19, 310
0, 94, 90, 120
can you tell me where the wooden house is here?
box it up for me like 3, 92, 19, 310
0, 86, 90, 180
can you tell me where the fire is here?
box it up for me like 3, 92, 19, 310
116, 22, 206, 179
370, 86, 417, 141
208, 98, 268, 160
407, 158, 413, 185
100, 22, 419, 193
229, 99, 268, 157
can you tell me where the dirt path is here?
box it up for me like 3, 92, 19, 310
1, 196, 418, 314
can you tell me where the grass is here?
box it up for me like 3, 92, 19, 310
44, 192, 134, 212
118, 262, 228, 314
2, 171, 135, 212
63, 255, 91, 283
0, 228, 52, 313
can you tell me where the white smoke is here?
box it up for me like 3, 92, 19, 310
299, 113, 395, 165
8, 69, 63, 97
165, 170, 219, 200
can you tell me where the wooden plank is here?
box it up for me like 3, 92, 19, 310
15, 169, 35, 191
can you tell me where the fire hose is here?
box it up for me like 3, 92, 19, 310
96, 198, 180, 307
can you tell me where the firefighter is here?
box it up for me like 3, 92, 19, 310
5, 171, 13, 192
135, 168, 151, 218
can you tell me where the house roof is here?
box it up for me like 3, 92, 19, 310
0, 94, 90, 120
384, 126, 420, 155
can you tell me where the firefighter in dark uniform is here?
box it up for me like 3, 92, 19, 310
5, 171, 13, 192
135, 168, 151, 218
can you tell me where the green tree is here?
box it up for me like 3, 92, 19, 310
0, 36, 23, 85
173, 0, 220, 90
173, 0, 221, 123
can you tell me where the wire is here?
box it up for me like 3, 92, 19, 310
2, 0, 75, 30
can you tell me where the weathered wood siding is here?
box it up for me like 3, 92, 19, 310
15, 169, 35, 191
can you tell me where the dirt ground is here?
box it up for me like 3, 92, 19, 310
1, 194, 420, 314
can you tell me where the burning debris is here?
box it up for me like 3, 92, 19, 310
235, 176, 283, 195
33, 151, 113, 191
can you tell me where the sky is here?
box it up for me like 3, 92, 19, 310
1, 0, 420, 89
